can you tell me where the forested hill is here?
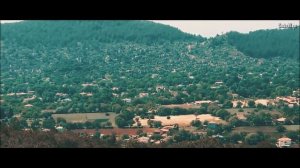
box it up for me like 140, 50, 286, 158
1, 21, 299, 116
1, 20, 203, 47
226, 27, 300, 59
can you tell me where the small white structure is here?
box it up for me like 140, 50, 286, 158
23, 95, 36, 103
55, 126, 64, 131
122, 98, 132, 103
82, 83, 96, 87
42, 128, 51, 132
276, 137, 292, 148
80, 92, 93, 96
194, 100, 212, 105
156, 85, 165, 92
215, 81, 223, 85
24, 104, 33, 107
7, 93, 16, 96
56, 93, 68, 97
16, 92, 27, 96
276, 117, 286, 123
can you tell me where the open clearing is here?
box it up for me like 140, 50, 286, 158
137, 114, 226, 127
52, 112, 118, 127
72, 128, 157, 136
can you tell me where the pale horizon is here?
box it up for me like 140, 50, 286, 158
152, 20, 300, 37
1, 20, 299, 38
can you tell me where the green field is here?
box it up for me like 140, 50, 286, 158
232, 125, 300, 134
227, 108, 281, 115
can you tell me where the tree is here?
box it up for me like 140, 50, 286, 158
223, 100, 233, 108
9, 118, 21, 130
92, 119, 102, 129
19, 119, 29, 128
216, 109, 230, 120
153, 121, 162, 128
236, 101, 243, 108
203, 120, 209, 125
173, 130, 192, 142
122, 134, 130, 140
245, 133, 261, 145
190, 120, 202, 128
151, 134, 162, 141
115, 116, 127, 128
42, 118, 56, 129
276, 125, 286, 133
57, 117, 67, 125
248, 100, 256, 108
286, 131, 299, 142
230, 133, 243, 144
31, 119, 41, 130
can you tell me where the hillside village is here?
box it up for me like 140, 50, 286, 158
0, 21, 299, 148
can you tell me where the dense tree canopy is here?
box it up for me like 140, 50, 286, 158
227, 28, 299, 59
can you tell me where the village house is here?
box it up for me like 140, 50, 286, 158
276, 96, 300, 106
82, 83, 96, 87
139, 92, 149, 98
231, 93, 239, 100
80, 92, 93, 96
23, 95, 36, 103
55, 126, 64, 132
112, 93, 119, 97
7, 93, 15, 96
194, 100, 212, 105
137, 136, 150, 143
61, 98, 72, 102
42, 128, 51, 132
207, 121, 219, 130
122, 98, 132, 103
276, 137, 292, 148
151, 74, 159, 78
41, 109, 56, 113
86, 93, 93, 96
255, 99, 274, 106
112, 87, 119, 91
160, 126, 174, 134
156, 85, 165, 92
232, 100, 248, 108
56, 93, 68, 97
292, 89, 300, 97
24, 104, 33, 107
16, 92, 27, 96
276, 117, 286, 123
215, 81, 223, 85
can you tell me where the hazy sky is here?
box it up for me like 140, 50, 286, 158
152, 20, 300, 37
1, 20, 299, 38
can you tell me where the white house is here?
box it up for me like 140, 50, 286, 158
194, 100, 212, 105
24, 104, 33, 107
